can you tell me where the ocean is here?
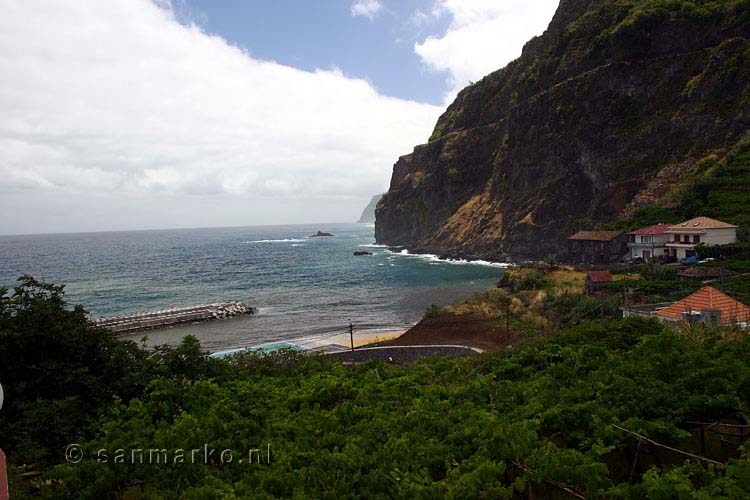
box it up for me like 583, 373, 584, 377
0, 224, 506, 352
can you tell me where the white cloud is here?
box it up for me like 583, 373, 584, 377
351, 0, 383, 20
0, 0, 441, 234
415, 0, 559, 102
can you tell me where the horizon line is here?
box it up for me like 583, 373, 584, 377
0, 220, 371, 238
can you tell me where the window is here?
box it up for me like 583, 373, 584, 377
642, 235, 651, 244
683, 235, 690, 243
674, 235, 680, 243
693, 235, 700, 244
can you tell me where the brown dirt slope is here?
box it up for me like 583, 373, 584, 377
389, 313, 533, 352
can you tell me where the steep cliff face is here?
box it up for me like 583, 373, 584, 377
357, 194, 383, 224
376, 0, 750, 261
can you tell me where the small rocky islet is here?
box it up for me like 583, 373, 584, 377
308, 230, 334, 237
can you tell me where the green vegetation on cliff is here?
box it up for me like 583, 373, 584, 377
617, 137, 750, 241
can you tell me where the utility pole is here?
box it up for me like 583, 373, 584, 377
498, 294, 511, 347
720, 255, 726, 291
348, 321, 354, 355
506, 301, 511, 347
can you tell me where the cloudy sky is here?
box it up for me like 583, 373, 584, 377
0, 0, 558, 235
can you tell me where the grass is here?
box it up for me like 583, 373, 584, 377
546, 269, 587, 293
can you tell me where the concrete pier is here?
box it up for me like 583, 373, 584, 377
94, 302, 256, 335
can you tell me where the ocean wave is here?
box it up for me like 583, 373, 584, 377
357, 243, 389, 248
243, 238, 306, 243
388, 249, 512, 268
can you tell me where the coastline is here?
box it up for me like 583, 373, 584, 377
3, 224, 505, 354
362, 244, 513, 269
388, 249, 512, 268
210, 328, 408, 357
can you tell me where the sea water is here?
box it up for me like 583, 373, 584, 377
0, 224, 506, 352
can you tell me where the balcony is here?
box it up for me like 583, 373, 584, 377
665, 241, 697, 248
628, 242, 667, 248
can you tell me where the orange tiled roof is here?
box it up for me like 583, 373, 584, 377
656, 286, 750, 324
667, 217, 738, 233
588, 271, 614, 283
568, 231, 622, 241
628, 223, 673, 235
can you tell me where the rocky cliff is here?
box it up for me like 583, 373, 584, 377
357, 194, 382, 224
375, 0, 750, 261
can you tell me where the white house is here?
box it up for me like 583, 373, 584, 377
627, 223, 672, 260
665, 217, 738, 260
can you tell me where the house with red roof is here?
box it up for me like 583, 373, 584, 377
655, 286, 750, 326
665, 217, 738, 260
627, 223, 672, 261
585, 271, 614, 295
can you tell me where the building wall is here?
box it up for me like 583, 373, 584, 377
567, 235, 628, 264
629, 245, 666, 259
628, 234, 670, 259
666, 227, 738, 259
703, 227, 738, 246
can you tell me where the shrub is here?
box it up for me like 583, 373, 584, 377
424, 304, 443, 318
638, 261, 679, 280
696, 242, 750, 260
507, 271, 549, 292
543, 291, 622, 328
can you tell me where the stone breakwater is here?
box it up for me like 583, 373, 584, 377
93, 302, 257, 335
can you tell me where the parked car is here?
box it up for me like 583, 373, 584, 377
680, 256, 700, 266
660, 255, 677, 264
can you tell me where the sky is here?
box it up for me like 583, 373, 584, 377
0, 0, 559, 235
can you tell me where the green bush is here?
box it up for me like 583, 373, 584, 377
507, 271, 549, 292
637, 261, 679, 280
0, 277, 223, 464
424, 303, 443, 318
696, 242, 750, 260
542, 291, 622, 328
7, 277, 750, 498
41, 316, 750, 499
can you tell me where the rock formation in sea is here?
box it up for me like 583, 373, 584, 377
357, 194, 383, 224
375, 0, 750, 261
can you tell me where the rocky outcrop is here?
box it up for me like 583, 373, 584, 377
309, 231, 334, 237
376, 0, 750, 261
357, 194, 383, 223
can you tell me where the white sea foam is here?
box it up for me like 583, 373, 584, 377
357, 243, 389, 248
388, 249, 512, 268
243, 238, 306, 243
